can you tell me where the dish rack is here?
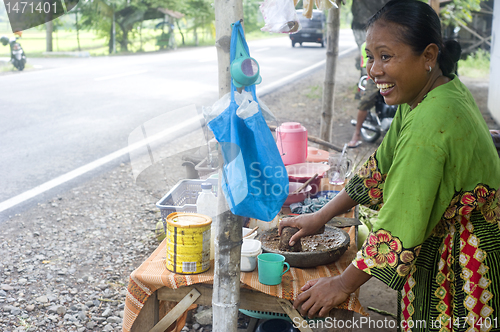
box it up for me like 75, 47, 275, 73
156, 178, 219, 220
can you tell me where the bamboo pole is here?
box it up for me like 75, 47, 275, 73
319, 1, 341, 144
213, 0, 244, 331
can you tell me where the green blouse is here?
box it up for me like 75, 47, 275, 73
345, 75, 500, 289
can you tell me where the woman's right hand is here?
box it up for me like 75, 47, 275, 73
278, 213, 326, 246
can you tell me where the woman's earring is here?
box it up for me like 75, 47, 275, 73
428, 66, 432, 73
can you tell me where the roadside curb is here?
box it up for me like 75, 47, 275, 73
42, 51, 91, 57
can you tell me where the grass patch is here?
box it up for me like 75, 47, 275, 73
458, 49, 490, 78
0, 62, 33, 72
305, 85, 322, 99
0, 30, 109, 57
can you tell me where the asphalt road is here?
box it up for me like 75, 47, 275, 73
0, 31, 357, 219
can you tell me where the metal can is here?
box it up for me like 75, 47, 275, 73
165, 212, 211, 274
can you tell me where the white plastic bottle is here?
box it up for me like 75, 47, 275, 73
196, 182, 217, 260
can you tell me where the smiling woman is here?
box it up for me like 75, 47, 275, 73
278, 0, 500, 329
364, 3, 461, 108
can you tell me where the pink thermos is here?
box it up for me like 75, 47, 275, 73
276, 122, 308, 165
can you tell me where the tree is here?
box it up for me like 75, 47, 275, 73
181, 0, 215, 45
440, 0, 482, 26
78, 0, 216, 52
79, 0, 177, 52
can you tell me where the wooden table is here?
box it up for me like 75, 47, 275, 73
132, 283, 359, 332
125, 181, 364, 332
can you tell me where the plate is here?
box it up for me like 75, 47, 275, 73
285, 162, 330, 180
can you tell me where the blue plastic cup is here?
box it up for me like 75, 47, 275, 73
257, 253, 290, 286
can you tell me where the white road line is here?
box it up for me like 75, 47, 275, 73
198, 58, 216, 63
0, 115, 203, 213
94, 70, 148, 81
0, 45, 358, 213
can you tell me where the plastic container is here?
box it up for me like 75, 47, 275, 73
165, 212, 211, 274
242, 227, 258, 239
306, 147, 330, 163
247, 214, 281, 232
285, 162, 330, 195
241, 239, 262, 272
275, 122, 308, 165
196, 183, 218, 260
256, 319, 299, 332
283, 182, 311, 206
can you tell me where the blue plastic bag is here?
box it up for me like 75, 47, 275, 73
208, 21, 288, 221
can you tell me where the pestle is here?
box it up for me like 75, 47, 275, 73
279, 227, 302, 252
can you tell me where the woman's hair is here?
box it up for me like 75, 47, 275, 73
366, 0, 461, 76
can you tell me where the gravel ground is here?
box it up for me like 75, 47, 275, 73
0, 51, 494, 332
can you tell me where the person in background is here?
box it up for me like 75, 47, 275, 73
279, 0, 500, 330
491, 130, 500, 157
348, 42, 379, 148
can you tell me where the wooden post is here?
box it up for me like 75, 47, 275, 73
214, 0, 243, 97
213, 0, 244, 331
429, 0, 440, 14
319, 1, 341, 143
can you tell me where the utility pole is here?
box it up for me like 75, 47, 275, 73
212, 0, 244, 330
320, 1, 341, 143
75, 10, 81, 52
112, 6, 116, 53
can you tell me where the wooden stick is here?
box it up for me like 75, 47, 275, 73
269, 125, 342, 152
306, 136, 342, 152
149, 288, 201, 332
276, 299, 313, 332
291, 173, 318, 195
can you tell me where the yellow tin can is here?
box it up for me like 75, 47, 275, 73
165, 212, 211, 274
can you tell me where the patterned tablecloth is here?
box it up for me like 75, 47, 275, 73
123, 226, 367, 332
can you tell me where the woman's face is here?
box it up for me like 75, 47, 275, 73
365, 22, 429, 107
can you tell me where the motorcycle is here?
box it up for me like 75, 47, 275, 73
351, 75, 398, 143
0, 35, 27, 71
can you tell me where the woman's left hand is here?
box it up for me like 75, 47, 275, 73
293, 276, 351, 318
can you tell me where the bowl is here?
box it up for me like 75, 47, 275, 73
258, 226, 350, 268
283, 182, 312, 206
242, 227, 258, 239
241, 239, 262, 272
285, 162, 330, 194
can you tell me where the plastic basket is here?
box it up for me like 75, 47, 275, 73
239, 309, 291, 322
156, 179, 218, 220
239, 309, 325, 325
